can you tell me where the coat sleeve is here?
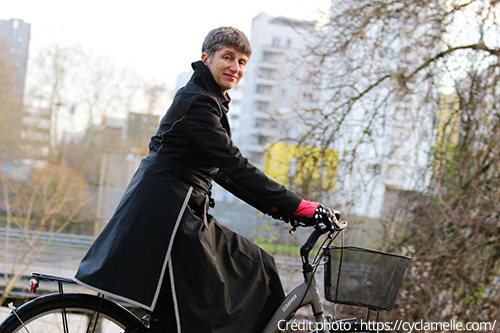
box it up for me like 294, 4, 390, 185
182, 96, 302, 216
214, 170, 273, 214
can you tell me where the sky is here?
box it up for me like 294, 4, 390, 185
1, 0, 330, 89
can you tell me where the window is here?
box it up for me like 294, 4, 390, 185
259, 68, 273, 79
390, 144, 409, 160
386, 165, 403, 181
255, 119, 265, 128
303, 92, 314, 103
272, 37, 281, 47
392, 126, 408, 142
256, 85, 272, 95
262, 52, 273, 63
256, 102, 269, 111
367, 163, 382, 175
394, 107, 410, 122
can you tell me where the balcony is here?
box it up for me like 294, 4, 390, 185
253, 94, 274, 103
257, 61, 282, 70
249, 127, 275, 137
254, 111, 272, 120
383, 163, 418, 191
255, 77, 277, 86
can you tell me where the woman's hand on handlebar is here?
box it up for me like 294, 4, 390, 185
269, 201, 340, 230
309, 204, 335, 228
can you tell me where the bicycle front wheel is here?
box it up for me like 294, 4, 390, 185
0, 293, 147, 333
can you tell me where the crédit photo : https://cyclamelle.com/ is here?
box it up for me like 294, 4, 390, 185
277, 319, 497, 332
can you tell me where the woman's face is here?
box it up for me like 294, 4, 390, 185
202, 46, 248, 94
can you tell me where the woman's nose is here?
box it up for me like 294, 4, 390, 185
229, 60, 239, 72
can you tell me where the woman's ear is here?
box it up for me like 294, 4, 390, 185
201, 52, 209, 65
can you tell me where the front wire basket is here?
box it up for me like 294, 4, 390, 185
324, 246, 410, 311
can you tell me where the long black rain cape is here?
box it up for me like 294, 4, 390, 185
74, 61, 302, 332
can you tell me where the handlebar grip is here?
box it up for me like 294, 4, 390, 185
278, 206, 347, 231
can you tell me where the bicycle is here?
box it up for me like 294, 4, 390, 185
0, 213, 410, 333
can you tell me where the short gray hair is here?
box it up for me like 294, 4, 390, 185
202, 27, 252, 58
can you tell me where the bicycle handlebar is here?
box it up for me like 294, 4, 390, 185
300, 225, 329, 268
289, 208, 347, 232
299, 215, 348, 269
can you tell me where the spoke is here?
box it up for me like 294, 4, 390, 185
86, 295, 105, 333
61, 308, 69, 333
85, 312, 96, 333
58, 283, 70, 333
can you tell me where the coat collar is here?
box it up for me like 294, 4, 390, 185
191, 61, 231, 108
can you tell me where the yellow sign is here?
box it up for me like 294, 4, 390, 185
264, 142, 338, 192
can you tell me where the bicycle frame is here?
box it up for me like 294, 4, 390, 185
263, 275, 326, 332
263, 225, 338, 333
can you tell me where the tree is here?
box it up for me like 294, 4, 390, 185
25, 45, 170, 183
295, 0, 499, 323
0, 163, 92, 304
382, 68, 500, 323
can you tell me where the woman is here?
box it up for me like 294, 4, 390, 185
75, 27, 333, 332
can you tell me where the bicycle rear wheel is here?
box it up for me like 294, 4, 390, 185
0, 293, 147, 333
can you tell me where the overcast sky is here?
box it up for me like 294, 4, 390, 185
1, 0, 330, 89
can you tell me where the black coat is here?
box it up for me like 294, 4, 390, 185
75, 61, 302, 332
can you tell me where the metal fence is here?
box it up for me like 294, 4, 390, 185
0, 227, 93, 297
0, 227, 324, 299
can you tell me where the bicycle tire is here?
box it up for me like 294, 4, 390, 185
0, 293, 147, 333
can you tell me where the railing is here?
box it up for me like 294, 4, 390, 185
0, 227, 93, 267
0, 227, 315, 298
0, 227, 94, 298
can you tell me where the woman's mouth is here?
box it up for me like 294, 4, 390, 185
224, 74, 238, 80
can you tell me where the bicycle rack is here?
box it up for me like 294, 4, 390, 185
29, 272, 76, 294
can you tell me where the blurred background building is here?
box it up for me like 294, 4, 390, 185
0, 18, 30, 99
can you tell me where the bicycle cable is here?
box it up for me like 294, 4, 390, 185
312, 230, 340, 267
293, 228, 340, 323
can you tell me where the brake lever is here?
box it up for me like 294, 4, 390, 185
331, 215, 348, 231
333, 220, 348, 231
327, 209, 347, 231
289, 218, 300, 234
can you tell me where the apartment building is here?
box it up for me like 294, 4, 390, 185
0, 18, 30, 99
235, 13, 318, 166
